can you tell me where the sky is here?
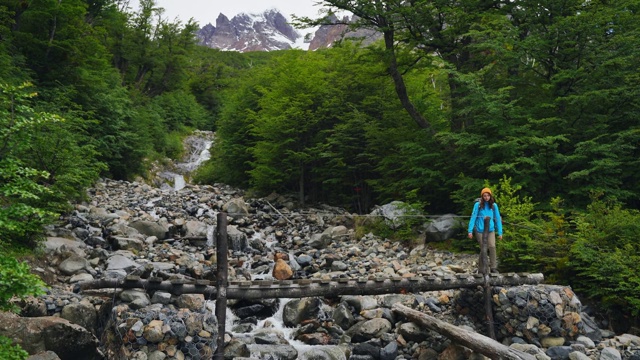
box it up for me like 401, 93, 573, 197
149, 0, 326, 27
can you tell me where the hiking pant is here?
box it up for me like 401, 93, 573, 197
475, 231, 497, 271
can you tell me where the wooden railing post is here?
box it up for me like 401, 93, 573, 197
214, 212, 228, 359
481, 216, 496, 339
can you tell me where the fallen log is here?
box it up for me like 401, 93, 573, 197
392, 303, 536, 360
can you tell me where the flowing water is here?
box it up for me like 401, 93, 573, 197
176, 132, 328, 357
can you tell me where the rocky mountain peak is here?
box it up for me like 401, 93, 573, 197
196, 9, 302, 52
195, 9, 383, 53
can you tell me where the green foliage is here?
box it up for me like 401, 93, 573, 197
0, 248, 45, 360
0, 252, 46, 312
0, 336, 28, 360
568, 194, 640, 316
492, 176, 541, 271
163, 131, 186, 160
0, 158, 56, 245
0, 83, 59, 245
151, 90, 210, 131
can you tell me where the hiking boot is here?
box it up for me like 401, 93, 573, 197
490, 268, 498, 273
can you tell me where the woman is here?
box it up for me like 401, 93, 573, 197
467, 187, 503, 273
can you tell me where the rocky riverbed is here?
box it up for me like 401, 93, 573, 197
3, 178, 640, 360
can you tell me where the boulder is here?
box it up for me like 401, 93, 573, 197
369, 201, 415, 230
44, 237, 87, 258
128, 220, 168, 240
223, 197, 250, 219
60, 302, 98, 334
0, 312, 103, 360
272, 259, 293, 280
424, 214, 465, 242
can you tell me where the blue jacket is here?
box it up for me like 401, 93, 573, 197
467, 201, 503, 236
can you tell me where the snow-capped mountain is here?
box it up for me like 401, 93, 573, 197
196, 9, 303, 52
195, 9, 382, 52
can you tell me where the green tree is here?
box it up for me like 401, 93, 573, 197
0, 83, 58, 245
569, 194, 640, 317
248, 51, 334, 203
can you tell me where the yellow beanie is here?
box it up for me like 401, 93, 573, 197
481, 187, 492, 196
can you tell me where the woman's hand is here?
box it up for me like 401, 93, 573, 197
498, 235, 503, 240
468, 232, 473, 239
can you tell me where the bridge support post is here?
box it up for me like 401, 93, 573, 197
481, 216, 496, 339
214, 212, 228, 359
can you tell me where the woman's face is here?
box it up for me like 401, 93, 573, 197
482, 192, 491, 201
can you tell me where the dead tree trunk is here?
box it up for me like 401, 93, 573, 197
481, 216, 496, 339
392, 303, 536, 360
214, 212, 228, 360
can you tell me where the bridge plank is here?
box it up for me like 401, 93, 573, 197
74, 273, 545, 299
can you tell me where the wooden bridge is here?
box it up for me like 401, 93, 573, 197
75, 213, 543, 360
75, 271, 544, 300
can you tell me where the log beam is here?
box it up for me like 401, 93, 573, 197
392, 303, 536, 360
74, 273, 544, 300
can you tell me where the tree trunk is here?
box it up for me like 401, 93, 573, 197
299, 163, 305, 206
381, 28, 434, 133
392, 303, 536, 360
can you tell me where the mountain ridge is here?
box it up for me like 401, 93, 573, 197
195, 9, 381, 52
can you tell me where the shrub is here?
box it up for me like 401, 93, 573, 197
0, 253, 46, 312
0, 336, 28, 360
0, 251, 46, 360
568, 194, 640, 316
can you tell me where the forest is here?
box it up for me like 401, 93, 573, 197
0, 0, 639, 356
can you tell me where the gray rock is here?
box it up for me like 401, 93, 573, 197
151, 291, 172, 305
120, 289, 150, 306
424, 214, 465, 242
0, 312, 102, 360
69, 273, 94, 283
45, 237, 86, 258
569, 351, 591, 360
176, 294, 205, 311
246, 344, 298, 360
183, 220, 208, 238
110, 236, 144, 251
106, 254, 139, 272
348, 318, 392, 342
342, 295, 378, 312
546, 346, 572, 360
253, 328, 288, 345
61, 302, 97, 333
225, 225, 249, 251
380, 341, 398, 360
332, 303, 355, 330
26, 351, 61, 360
296, 254, 313, 266
283, 298, 323, 327
223, 197, 250, 219
330, 261, 349, 271
150, 261, 175, 272
398, 322, 428, 342
147, 350, 167, 360
58, 255, 91, 276
129, 220, 168, 240
576, 335, 596, 348
106, 222, 141, 238
599, 347, 622, 360
308, 232, 331, 249
299, 346, 348, 360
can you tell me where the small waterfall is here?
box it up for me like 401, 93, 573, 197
206, 224, 215, 247
157, 132, 214, 191
174, 174, 186, 191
